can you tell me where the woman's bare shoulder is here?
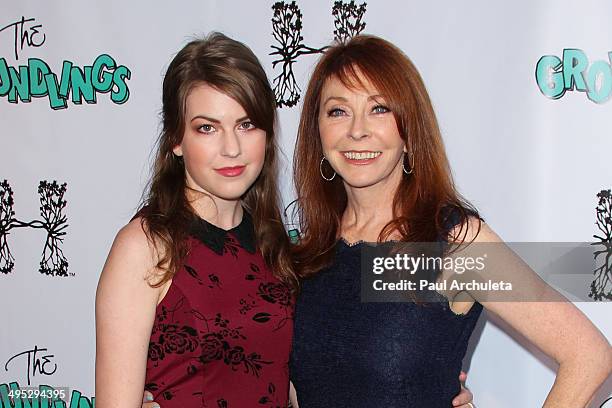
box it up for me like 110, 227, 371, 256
449, 213, 502, 244
102, 216, 166, 286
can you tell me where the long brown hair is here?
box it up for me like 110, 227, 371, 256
138, 32, 297, 289
292, 34, 481, 278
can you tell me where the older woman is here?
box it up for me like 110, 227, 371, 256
288, 34, 612, 407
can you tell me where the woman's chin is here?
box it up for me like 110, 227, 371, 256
340, 171, 402, 190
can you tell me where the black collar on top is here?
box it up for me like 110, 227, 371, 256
188, 210, 256, 255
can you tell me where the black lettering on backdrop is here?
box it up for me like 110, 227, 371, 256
4, 345, 58, 386
0, 16, 46, 60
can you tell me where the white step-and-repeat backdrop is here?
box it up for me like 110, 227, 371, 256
1, 1, 610, 406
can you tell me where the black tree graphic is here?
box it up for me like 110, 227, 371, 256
332, 1, 367, 43
590, 189, 612, 300
270, 1, 368, 108
270, 1, 327, 108
0, 180, 16, 273
0, 180, 69, 276
36, 181, 69, 276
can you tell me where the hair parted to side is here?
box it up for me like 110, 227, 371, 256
292, 34, 482, 278
137, 32, 297, 289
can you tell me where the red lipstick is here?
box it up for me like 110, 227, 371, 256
215, 165, 246, 177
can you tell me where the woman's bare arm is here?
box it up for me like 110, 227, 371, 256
289, 381, 299, 408
456, 219, 612, 407
95, 219, 162, 408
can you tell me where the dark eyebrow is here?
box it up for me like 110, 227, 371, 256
190, 115, 251, 124
191, 115, 220, 123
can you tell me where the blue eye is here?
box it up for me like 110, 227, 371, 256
198, 124, 215, 133
327, 108, 346, 117
372, 105, 390, 114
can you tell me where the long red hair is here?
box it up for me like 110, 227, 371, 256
292, 34, 481, 278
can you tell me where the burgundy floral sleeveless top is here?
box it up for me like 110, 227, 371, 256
145, 212, 294, 407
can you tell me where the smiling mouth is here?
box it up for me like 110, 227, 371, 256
342, 151, 382, 160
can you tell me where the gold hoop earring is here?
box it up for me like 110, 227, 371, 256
319, 157, 336, 181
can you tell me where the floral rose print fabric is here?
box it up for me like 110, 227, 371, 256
144, 214, 294, 407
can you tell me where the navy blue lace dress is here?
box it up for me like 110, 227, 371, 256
290, 209, 483, 407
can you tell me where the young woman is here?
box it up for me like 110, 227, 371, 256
95, 32, 297, 407
289, 34, 612, 407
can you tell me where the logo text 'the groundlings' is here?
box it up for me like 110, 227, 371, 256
536, 49, 612, 103
0, 54, 130, 109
